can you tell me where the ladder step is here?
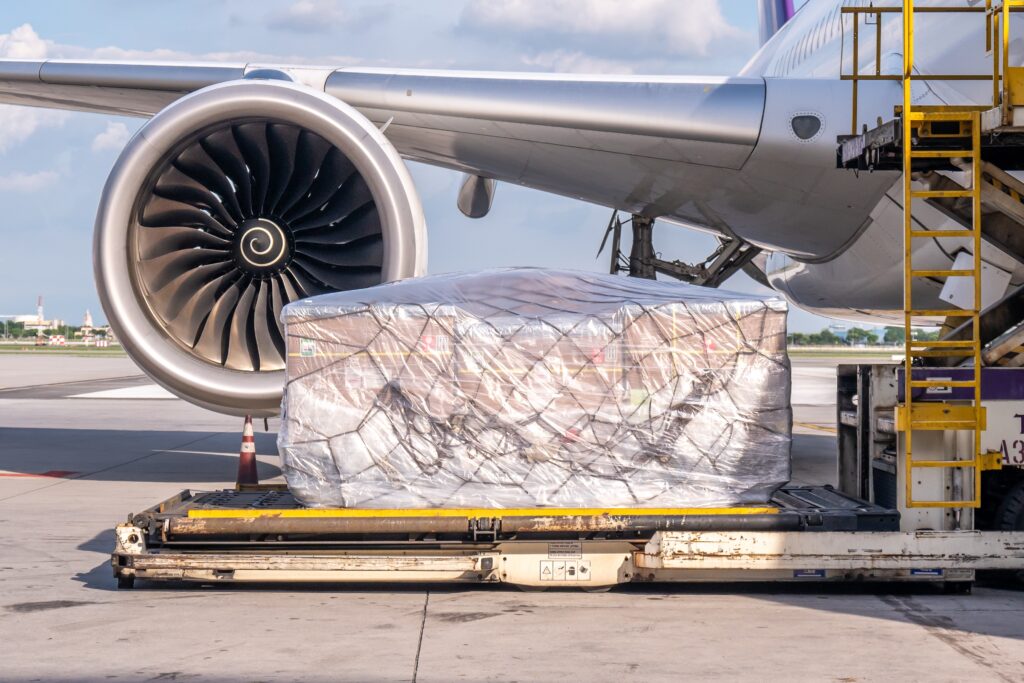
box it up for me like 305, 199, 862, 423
909, 229, 977, 238
908, 111, 979, 122
908, 379, 977, 388
895, 403, 982, 431
909, 459, 978, 468
908, 340, 977, 348
909, 190, 975, 199
907, 349, 977, 358
905, 309, 976, 317
907, 499, 981, 509
910, 150, 975, 158
908, 421, 979, 431
910, 269, 975, 277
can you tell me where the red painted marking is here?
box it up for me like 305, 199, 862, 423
0, 470, 78, 479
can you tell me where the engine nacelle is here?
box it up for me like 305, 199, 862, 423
94, 80, 426, 416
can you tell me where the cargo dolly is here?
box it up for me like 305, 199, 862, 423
112, 483, 1024, 590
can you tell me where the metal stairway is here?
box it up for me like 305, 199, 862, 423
841, 1, 1024, 509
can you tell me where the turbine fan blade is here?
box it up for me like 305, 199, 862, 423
284, 147, 356, 223
291, 174, 373, 231
172, 143, 244, 224
291, 257, 382, 292
139, 247, 235, 294
276, 130, 334, 218
288, 155, 368, 228
201, 128, 253, 216
153, 168, 237, 230
285, 263, 331, 297
137, 225, 231, 261
295, 234, 384, 268
193, 279, 243, 366
265, 123, 300, 215
252, 280, 285, 370
233, 123, 271, 214
165, 267, 241, 347
278, 271, 308, 302
140, 195, 234, 239
226, 280, 259, 371
295, 205, 381, 245
269, 276, 290, 349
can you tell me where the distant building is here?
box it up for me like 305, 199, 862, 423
14, 296, 63, 332
828, 323, 848, 341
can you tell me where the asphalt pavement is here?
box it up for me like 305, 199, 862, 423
1, 353, 1022, 682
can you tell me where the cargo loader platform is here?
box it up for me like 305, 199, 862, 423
113, 484, 1023, 589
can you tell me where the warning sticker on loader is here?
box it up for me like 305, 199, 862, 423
547, 541, 582, 559
539, 559, 591, 581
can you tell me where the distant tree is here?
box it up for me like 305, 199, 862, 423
846, 327, 873, 345
807, 328, 841, 345
883, 326, 906, 344
787, 332, 808, 346
915, 329, 941, 341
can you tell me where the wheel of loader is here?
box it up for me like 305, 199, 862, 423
117, 575, 135, 590
995, 480, 1024, 582
942, 581, 973, 595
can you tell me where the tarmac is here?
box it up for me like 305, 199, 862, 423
1, 353, 1023, 682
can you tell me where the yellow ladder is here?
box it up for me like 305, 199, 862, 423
899, 1, 1009, 508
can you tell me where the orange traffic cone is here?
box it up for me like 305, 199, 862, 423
236, 415, 259, 488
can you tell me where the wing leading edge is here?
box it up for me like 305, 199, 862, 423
0, 59, 766, 219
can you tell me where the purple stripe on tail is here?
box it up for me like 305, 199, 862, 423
759, 0, 797, 46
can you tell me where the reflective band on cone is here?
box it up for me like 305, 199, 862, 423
236, 415, 259, 487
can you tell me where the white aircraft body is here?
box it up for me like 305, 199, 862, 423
0, 0, 1018, 414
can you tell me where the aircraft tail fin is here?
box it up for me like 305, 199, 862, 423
758, 0, 796, 45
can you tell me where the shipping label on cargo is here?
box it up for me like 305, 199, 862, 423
547, 540, 582, 559
416, 334, 450, 355
981, 402, 1024, 466
299, 338, 316, 357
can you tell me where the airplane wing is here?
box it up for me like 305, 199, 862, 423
0, 60, 765, 220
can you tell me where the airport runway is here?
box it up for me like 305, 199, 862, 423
1, 354, 1023, 682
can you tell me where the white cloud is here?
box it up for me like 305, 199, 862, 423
270, 0, 345, 33
0, 170, 59, 192
521, 50, 636, 75
0, 24, 68, 153
91, 122, 131, 153
264, 1, 392, 34
0, 22, 47, 59
0, 105, 66, 153
461, 0, 747, 63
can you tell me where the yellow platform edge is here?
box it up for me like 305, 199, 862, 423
188, 506, 779, 519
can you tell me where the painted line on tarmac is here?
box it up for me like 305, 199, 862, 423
0, 470, 79, 478
70, 385, 175, 399
794, 422, 838, 434
0, 374, 143, 394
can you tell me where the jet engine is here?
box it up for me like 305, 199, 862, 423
94, 79, 426, 416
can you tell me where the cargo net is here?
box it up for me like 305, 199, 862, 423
279, 269, 791, 509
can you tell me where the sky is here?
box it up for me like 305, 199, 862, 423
0, 0, 836, 333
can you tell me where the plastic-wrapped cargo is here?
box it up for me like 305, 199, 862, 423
278, 268, 791, 508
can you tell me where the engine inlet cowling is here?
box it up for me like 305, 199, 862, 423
95, 80, 426, 416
